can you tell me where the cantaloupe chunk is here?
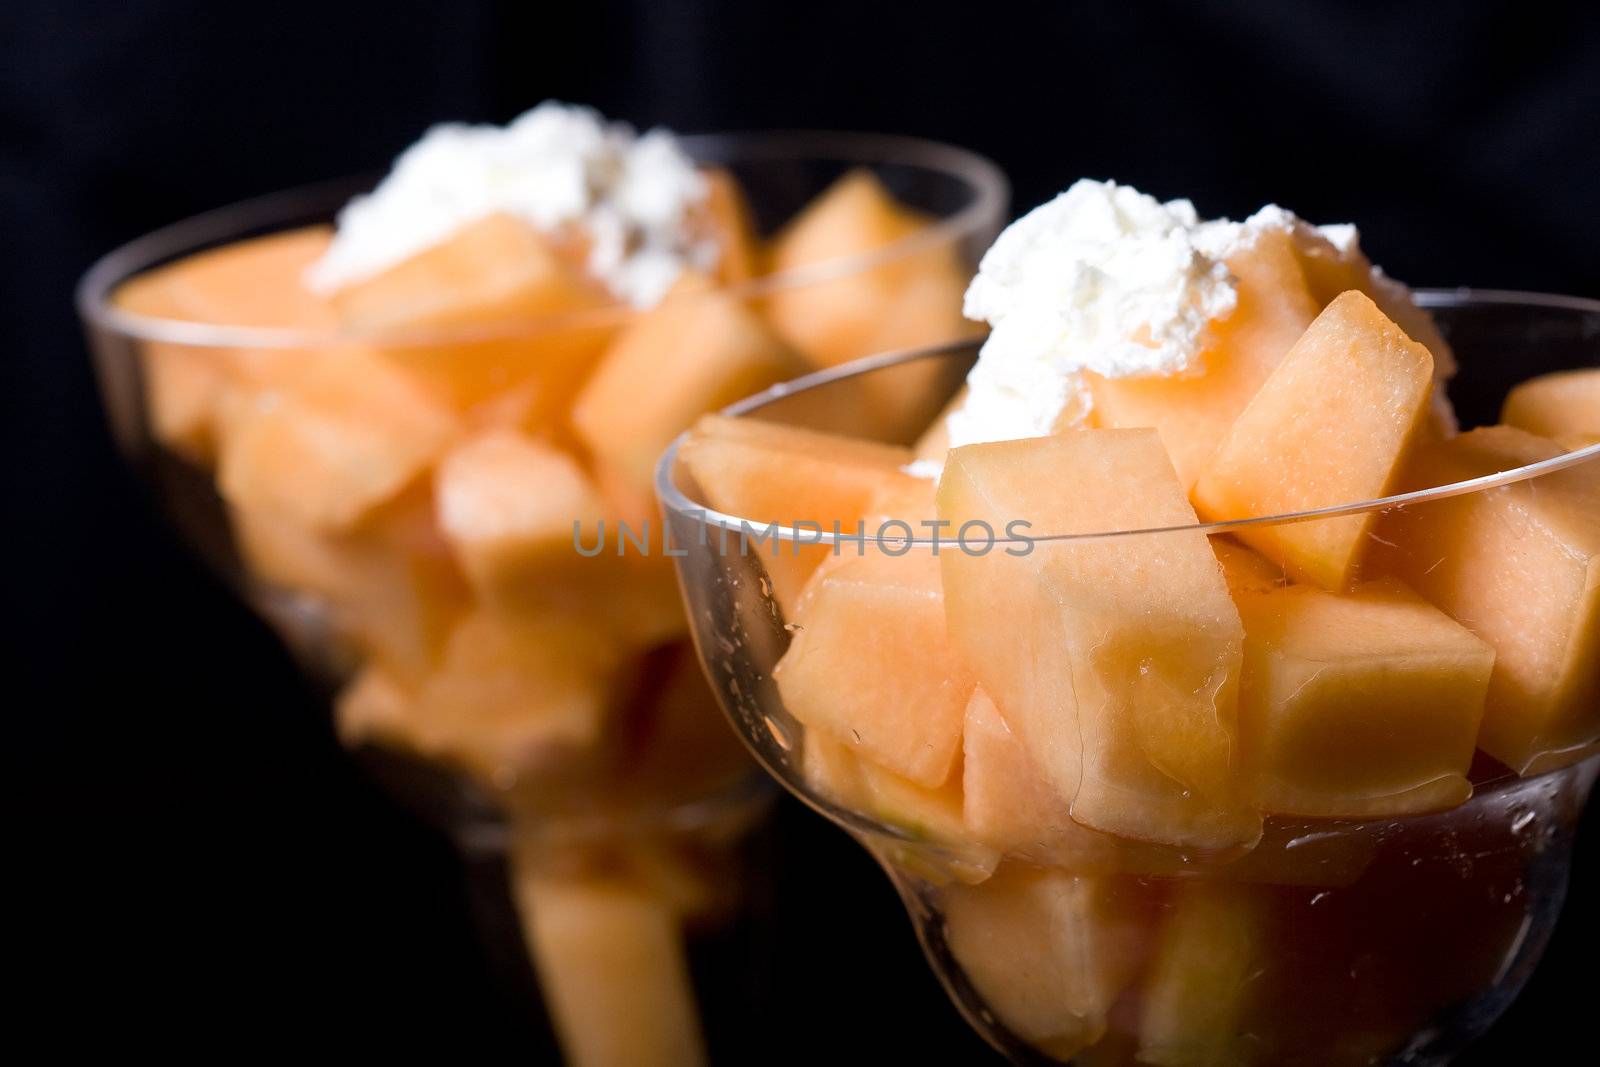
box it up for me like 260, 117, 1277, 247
677, 414, 911, 613
765, 169, 969, 366
1374, 426, 1600, 774
334, 665, 414, 747
1502, 368, 1600, 447
1236, 579, 1491, 817
1212, 539, 1288, 598
802, 730, 998, 882
231, 486, 470, 681
618, 644, 750, 803
1138, 882, 1270, 1067
571, 275, 807, 497
1193, 291, 1434, 592
696, 167, 761, 285
943, 867, 1152, 1061
218, 344, 457, 531
1088, 228, 1320, 489
113, 226, 339, 461
511, 870, 705, 1067
408, 611, 623, 791
939, 431, 1259, 850
776, 548, 973, 788
331, 213, 617, 413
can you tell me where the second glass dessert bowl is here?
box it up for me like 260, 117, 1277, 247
78, 126, 1007, 1064
657, 292, 1600, 1065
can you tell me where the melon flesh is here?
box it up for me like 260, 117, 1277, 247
1138, 882, 1270, 1067
572, 275, 806, 498
678, 414, 911, 613
1373, 426, 1600, 774
1088, 228, 1320, 489
939, 431, 1259, 850
512, 871, 705, 1067
409, 611, 623, 791
942, 867, 1152, 1061
764, 169, 970, 367
113, 226, 338, 461
231, 485, 469, 682
1193, 290, 1434, 592
696, 167, 761, 285
1235, 579, 1492, 817
334, 665, 414, 747
330, 213, 617, 413
1502, 368, 1600, 447
1212, 539, 1288, 598
776, 548, 973, 788
218, 344, 457, 531
802, 730, 998, 882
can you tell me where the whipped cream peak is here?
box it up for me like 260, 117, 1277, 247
305, 102, 715, 306
948, 179, 1239, 454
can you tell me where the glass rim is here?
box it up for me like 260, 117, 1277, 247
655, 288, 1600, 545
74, 129, 1009, 350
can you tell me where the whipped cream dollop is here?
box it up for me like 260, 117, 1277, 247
933, 179, 1398, 468
305, 102, 715, 306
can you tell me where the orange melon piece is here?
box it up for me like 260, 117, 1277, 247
1236, 579, 1491, 817
802, 730, 998, 883
218, 344, 457, 531
231, 486, 469, 682
765, 169, 966, 365
408, 611, 623, 791
1374, 426, 1600, 774
776, 548, 973, 788
696, 167, 761, 285
939, 431, 1259, 850
677, 414, 911, 613
1212, 538, 1288, 598
113, 226, 338, 460
334, 665, 414, 747
1193, 290, 1434, 591
511, 870, 705, 1067
1138, 882, 1270, 1067
1088, 228, 1320, 488
942, 867, 1152, 1061
330, 213, 617, 413
1502, 368, 1600, 447
571, 274, 806, 497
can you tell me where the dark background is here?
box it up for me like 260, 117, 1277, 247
7, 0, 1597, 1060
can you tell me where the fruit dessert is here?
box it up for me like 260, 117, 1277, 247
675, 179, 1599, 1064
109, 104, 986, 1067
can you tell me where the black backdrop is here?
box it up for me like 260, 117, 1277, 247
7, 1, 1598, 1060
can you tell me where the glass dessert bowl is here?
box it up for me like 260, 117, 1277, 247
78, 107, 1008, 1065
658, 283, 1599, 1067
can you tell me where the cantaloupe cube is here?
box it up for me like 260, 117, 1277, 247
939, 431, 1259, 850
1089, 228, 1320, 488
1212, 539, 1288, 598
764, 169, 968, 365
409, 611, 623, 791
776, 548, 973, 788
1193, 291, 1434, 592
1502, 368, 1599, 447
334, 665, 415, 746
1374, 426, 1600, 774
511, 871, 705, 1067
571, 275, 807, 497
113, 226, 339, 460
678, 414, 911, 613
943, 867, 1152, 1061
331, 213, 617, 412
218, 344, 457, 531
231, 486, 470, 682
1236, 579, 1491, 817
802, 730, 998, 883
696, 167, 761, 285
619, 644, 750, 803
1138, 882, 1270, 1067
